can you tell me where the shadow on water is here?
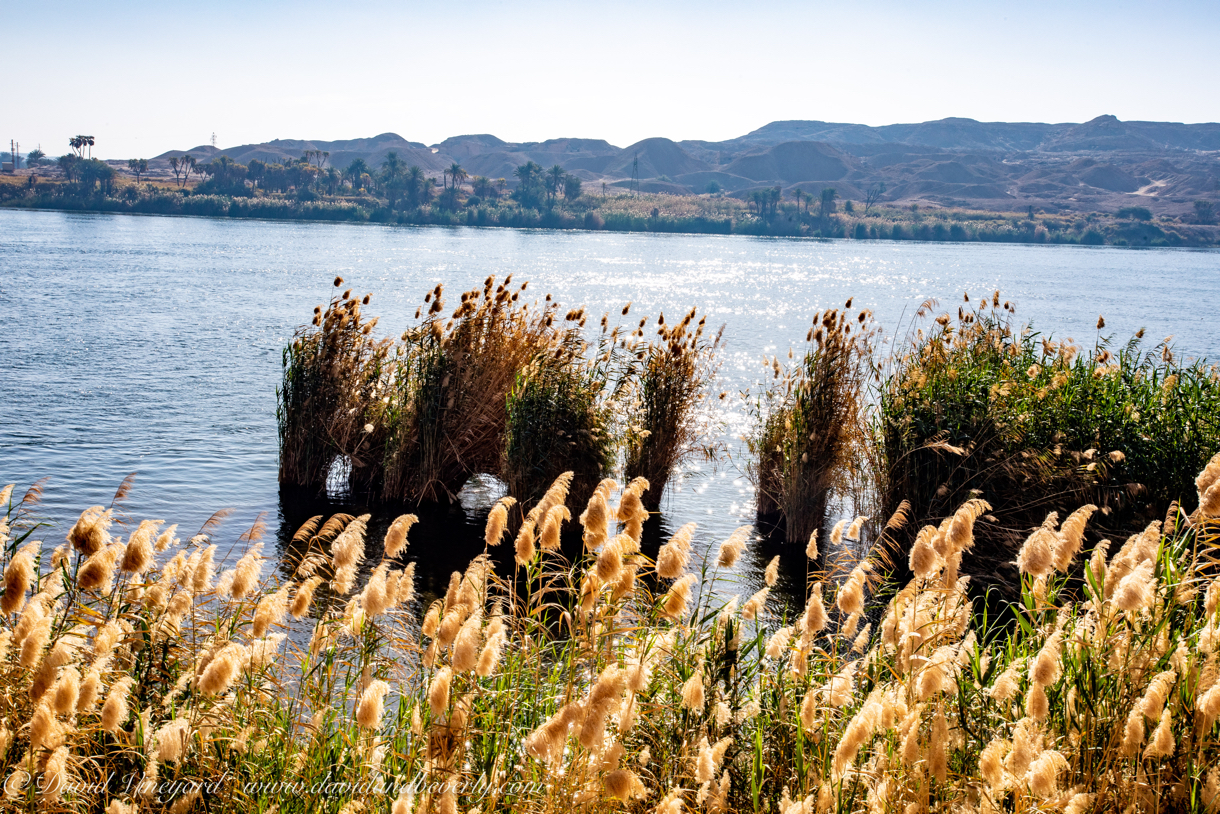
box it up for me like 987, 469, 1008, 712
271, 475, 831, 630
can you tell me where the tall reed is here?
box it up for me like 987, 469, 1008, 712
501, 317, 629, 508
379, 276, 562, 503
278, 277, 391, 496
750, 301, 876, 545
281, 277, 720, 517
624, 307, 724, 511
4, 449, 1220, 813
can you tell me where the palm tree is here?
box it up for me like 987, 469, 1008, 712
345, 158, 370, 190
405, 165, 426, 207
381, 152, 407, 206
819, 187, 837, 220
513, 161, 544, 208
127, 158, 149, 184
447, 162, 467, 192
547, 165, 566, 205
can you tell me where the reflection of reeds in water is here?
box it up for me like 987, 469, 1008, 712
4, 454, 1220, 812
750, 300, 876, 545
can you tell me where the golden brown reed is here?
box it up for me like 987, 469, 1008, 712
2, 458, 1220, 814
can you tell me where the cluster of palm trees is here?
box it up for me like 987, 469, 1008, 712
168, 155, 198, 189
65, 143, 586, 212
68, 135, 95, 158
512, 161, 582, 209
750, 185, 838, 221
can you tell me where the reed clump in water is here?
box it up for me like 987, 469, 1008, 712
877, 291, 1220, 591
749, 300, 876, 545
381, 276, 567, 504
279, 277, 722, 514
503, 351, 616, 510
278, 277, 392, 496
4, 453, 1220, 812
624, 307, 724, 511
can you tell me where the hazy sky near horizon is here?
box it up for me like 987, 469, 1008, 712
7, 0, 1219, 159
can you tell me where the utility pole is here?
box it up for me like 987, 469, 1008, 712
630, 152, 639, 198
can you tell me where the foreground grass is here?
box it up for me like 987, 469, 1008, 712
3, 452, 1220, 813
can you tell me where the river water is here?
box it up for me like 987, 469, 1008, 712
2, 208, 1218, 606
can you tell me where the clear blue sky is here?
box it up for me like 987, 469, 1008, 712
6, 0, 1218, 159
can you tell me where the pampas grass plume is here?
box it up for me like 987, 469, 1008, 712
798, 584, 826, 633
657, 523, 695, 579
1017, 526, 1056, 578
452, 614, 482, 673
514, 520, 536, 566
291, 576, 324, 619
68, 505, 112, 556
78, 669, 101, 712
764, 556, 780, 587
716, 526, 750, 568
539, 505, 569, 551
766, 625, 792, 659
154, 524, 178, 553
41, 745, 69, 803
120, 519, 161, 574
198, 643, 247, 695
101, 677, 135, 732
1025, 683, 1049, 720
1030, 631, 1063, 686
1114, 560, 1156, 612
429, 666, 452, 717
990, 664, 1021, 702
604, 768, 646, 801
155, 717, 192, 763
2, 543, 36, 615
227, 543, 265, 599
252, 584, 290, 636
1144, 708, 1174, 759
52, 666, 81, 716
661, 574, 697, 620
356, 679, 390, 729
384, 514, 418, 558
680, 671, 705, 712
742, 586, 769, 621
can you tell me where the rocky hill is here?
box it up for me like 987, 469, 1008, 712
152, 115, 1220, 215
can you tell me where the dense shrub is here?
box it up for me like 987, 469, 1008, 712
877, 293, 1220, 593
